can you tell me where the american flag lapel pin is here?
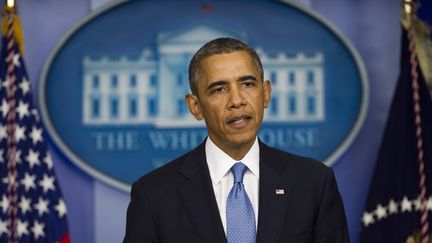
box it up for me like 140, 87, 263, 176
275, 188, 285, 195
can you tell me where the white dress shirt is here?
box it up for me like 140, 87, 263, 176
205, 137, 260, 235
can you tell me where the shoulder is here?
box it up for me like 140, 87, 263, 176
259, 141, 333, 183
260, 141, 330, 172
260, 142, 341, 206
132, 142, 205, 192
134, 152, 190, 187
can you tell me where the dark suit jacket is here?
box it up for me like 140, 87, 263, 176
124, 140, 349, 243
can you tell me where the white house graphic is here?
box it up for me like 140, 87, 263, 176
82, 25, 325, 127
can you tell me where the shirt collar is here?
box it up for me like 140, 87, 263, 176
205, 137, 260, 185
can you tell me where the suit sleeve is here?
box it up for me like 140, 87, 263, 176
314, 168, 350, 243
123, 181, 160, 243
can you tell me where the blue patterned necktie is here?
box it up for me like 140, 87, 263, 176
226, 162, 256, 243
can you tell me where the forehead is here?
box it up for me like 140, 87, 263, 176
199, 51, 258, 78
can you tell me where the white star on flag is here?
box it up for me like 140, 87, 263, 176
25, 149, 40, 168
17, 219, 29, 237
19, 77, 30, 95
1, 78, 9, 88
19, 196, 32, 214
31, 108, 40, 121
39, 174, 55, 193
413, 197, 422, 211
31, 220, 45, 239
3, 174, 17, 186
427, 197, 432, 210
0, 99, 8, 118
34, 197, 49, 216
16, 100, 30, 119
401, 196, 413, 212
375, 204, 387, 220
0, 195, 9, 214
13, 149, 22, 164
387, 199, 398, 215
55, 199, 67, 218
362, 211, 375, 226
21, 172, 36, 191
0, 125, 6, 141
12, 53, 20, 67
44, 153, 53, 169
0, 219, 7, 236
15, 124, 26, 143
30, 126, 43, 144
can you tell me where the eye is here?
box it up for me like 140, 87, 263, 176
211, 86, 226, 94
242, 80, 256, 87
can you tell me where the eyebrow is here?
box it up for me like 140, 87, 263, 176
238, 75, 258, 82
205, 75, 259, 91
206, 80, 228, 91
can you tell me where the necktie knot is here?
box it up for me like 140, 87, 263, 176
231, 162, 247, 183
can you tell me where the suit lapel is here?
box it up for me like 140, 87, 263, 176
177, 142, 227, 243
256, 142, 295, 243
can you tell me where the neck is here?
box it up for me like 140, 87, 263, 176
209, 138, 256, 161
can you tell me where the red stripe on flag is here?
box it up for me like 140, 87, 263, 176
59, 234, 71, 243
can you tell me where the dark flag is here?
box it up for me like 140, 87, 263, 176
359, 1, 432, 243
0, 5, 70, 243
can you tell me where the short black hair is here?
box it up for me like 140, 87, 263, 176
188, 37, 264, 95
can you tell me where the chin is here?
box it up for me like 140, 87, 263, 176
229, 135, 256, 147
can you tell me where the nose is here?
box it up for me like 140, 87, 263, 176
228, 86, 245, 109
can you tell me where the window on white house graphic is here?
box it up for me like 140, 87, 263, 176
130, 74, 137, 88
307, 70, 315, 86
110, 96, 119, 118
91, 95, 100, 118
92, 75, 99, 89
148, 97, 157, 117
270, 96, 277, 115
111, 75, 118, 88
128, 95, 138, 118
306, 94, 316, 115
288, 94, 297, 114
270, 72, 277, 85
177, 73, 183, 87
177, 99, 187, 116
288, 71, 295, 85
90, 75, 101, 118
150, 74, 158, 87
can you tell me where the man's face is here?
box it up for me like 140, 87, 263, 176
186, 51, 271, 155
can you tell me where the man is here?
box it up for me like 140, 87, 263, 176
124, 38, 349, 243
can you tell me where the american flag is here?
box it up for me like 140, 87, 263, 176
0, 5, 70, 243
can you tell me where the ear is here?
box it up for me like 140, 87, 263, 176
185, 94, 203, 120
263, 80, 272, 108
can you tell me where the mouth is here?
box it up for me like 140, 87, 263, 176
227, 115, 252, 128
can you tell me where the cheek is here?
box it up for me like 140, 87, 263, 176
202, 105, 223, 125
206, 101, 225, 117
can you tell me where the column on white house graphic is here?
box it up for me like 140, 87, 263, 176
82, 51, 158, 125
156, 39, 193, 121
260, 50, 325, 122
